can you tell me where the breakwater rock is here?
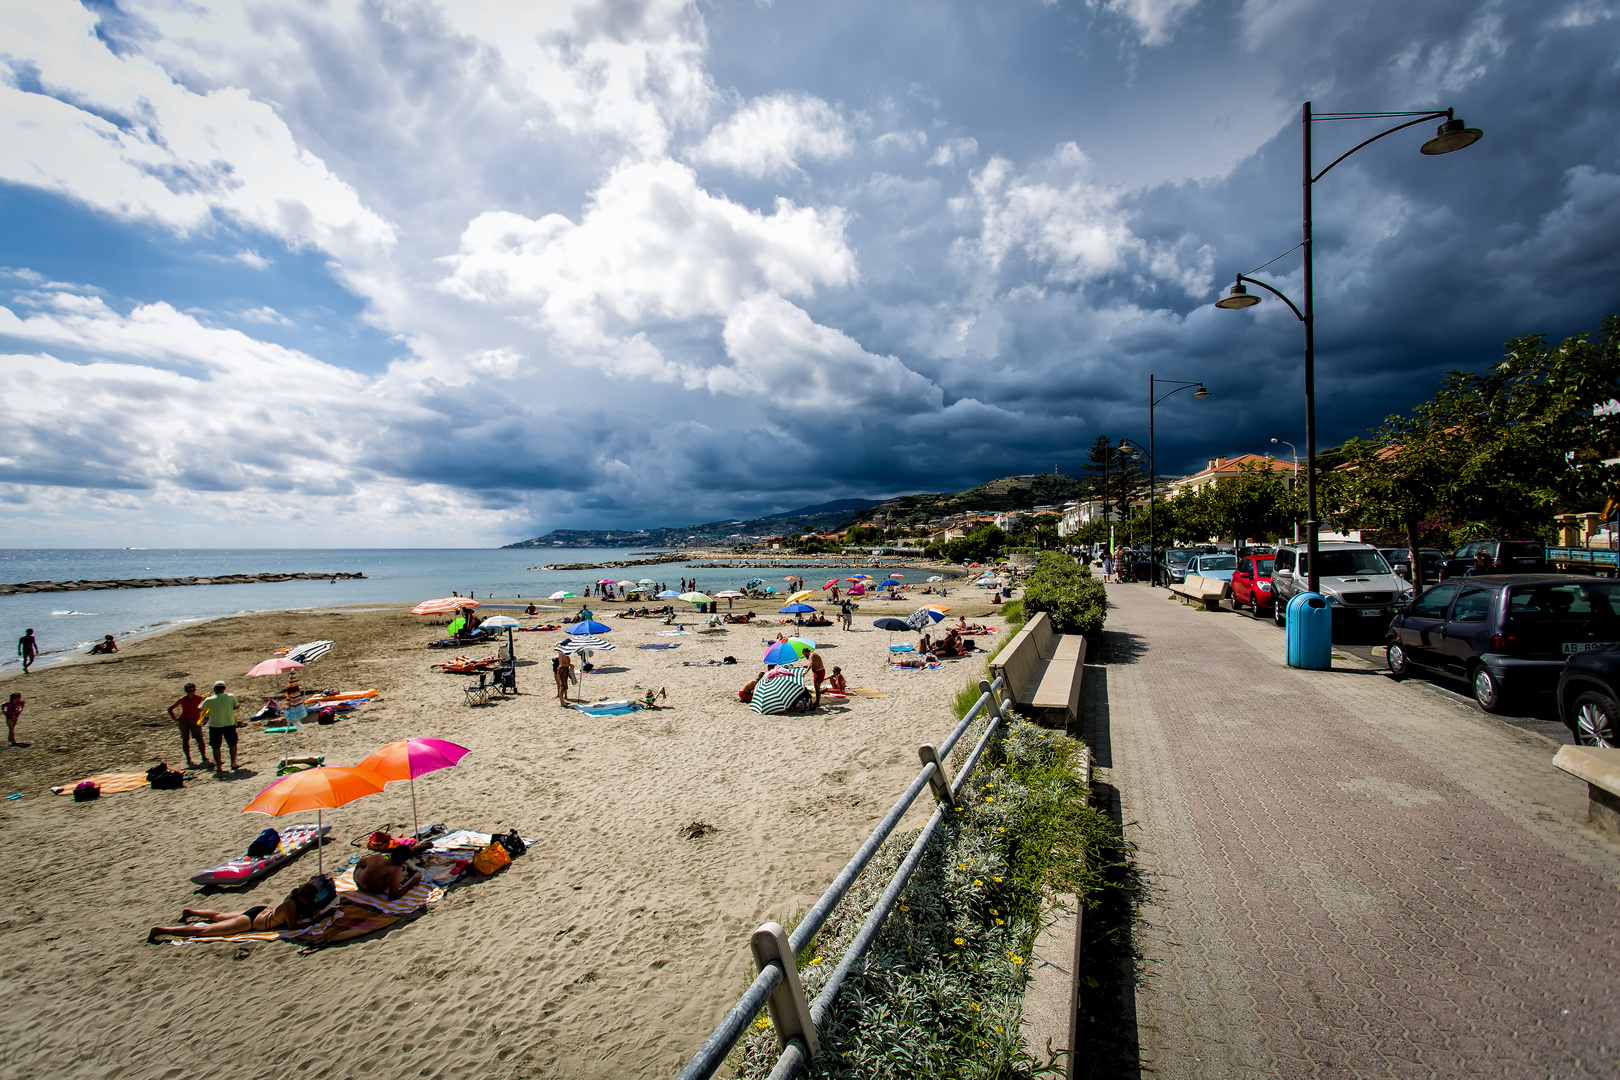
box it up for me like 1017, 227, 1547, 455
531, 553, 692, 571
0, 572, 366, 595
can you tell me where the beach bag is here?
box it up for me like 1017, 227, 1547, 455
494, 830, 526, 859
73, 781, 100, 801
472, 841, 511, 875
247, 828, 281, 857
316, 707, 337, 725
146, 763, 185, 790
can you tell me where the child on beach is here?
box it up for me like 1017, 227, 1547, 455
827, 667, 846, 696
3, 692, 25, 746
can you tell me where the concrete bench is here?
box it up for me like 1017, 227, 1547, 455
1168, 574, 1226, 611
1553, 745, 1620, 837
989, 611, 1085, 726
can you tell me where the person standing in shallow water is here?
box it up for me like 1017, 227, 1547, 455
17, 629, 37, 673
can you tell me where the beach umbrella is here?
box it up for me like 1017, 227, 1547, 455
783, 576, 802, 583
750, 670, 809, 715
596, 579, 617, 585
848, 585, 867, 596
242, 766, 385, 875
786, 590, 815, 604
678, 592, 712, 605
555, 637, 613, 653
411, 597, 478, 615
715, 590, 746, 599
778, 603, 817, 614
905, 609, 939, 631
549, 591, 577, 600
656, 590, 680, 599
762, 639, 813, 666
566, 619, 613, 636
873, 617, 910, 631
282, 640, 334, 664
616, 580, 635, 588
355, 737, 471, 838
247, 657, 304, 678
638, 578, 656, 585
481, 615, 522, 658
926, 575, 944, 583
823, 579, 841, 590
925, 605, 950, 613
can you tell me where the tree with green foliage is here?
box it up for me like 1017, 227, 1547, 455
1021, 551, 1107, 638
942, 525, 1007, 564
1329, 315, 1620, 573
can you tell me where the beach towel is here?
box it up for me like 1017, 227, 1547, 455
573, 701, 638, 716
50, 772, 149, 796
638, 642, 681, 649
847, 688, 889, 698
170, 869, 444, 946
654, 630, 690, 636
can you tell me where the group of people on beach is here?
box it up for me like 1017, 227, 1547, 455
166, 681, 245, 771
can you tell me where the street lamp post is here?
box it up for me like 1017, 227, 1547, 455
1271, 437, 1299, 541
1216, 103, 1481, 596
1118, 371, 1210, 586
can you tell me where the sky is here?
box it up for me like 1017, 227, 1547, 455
1, 0, 1617, 547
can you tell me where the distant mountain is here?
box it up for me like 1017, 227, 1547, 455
763, 497, 886, 519
849, 473, 1085, 527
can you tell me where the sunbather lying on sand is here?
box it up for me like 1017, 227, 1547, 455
354, 850, 426, 900
148, 879, 334, 942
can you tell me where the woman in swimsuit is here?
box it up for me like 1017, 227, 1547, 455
148, 880, 333, 942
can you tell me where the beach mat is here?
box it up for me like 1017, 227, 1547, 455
50, 772, 149, 796
638, 643, 681, 650
847, 688, 888, 699
171, 869, 443, 946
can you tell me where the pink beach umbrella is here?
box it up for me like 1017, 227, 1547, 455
355, 738, 472, 837
246, 657, 305, 678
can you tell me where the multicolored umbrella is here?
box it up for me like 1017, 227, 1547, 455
242, 766, 385, 874
549, 591, 577, 600
762, 638, 814, 666
355, 737, 471, 837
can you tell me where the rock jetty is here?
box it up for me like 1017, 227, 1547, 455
0, 572, 366, 595
530, 553, 692, 571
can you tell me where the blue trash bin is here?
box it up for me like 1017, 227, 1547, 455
1285, 591, 1332, 670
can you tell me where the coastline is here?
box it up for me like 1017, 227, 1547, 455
0, 588, 1010, 1078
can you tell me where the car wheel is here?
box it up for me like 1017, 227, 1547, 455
1572, 690, 1620, 747
1471, 665, 1507, 714
1273, 597, 1286, 627
1387, 642, 1409, 680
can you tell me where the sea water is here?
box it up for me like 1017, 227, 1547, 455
0, 549, 921, 672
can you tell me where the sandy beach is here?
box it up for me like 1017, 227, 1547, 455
0, 589, 1007, 1079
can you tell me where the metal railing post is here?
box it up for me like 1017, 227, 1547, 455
750, 922, 819, 1059
917, 744, 956, 808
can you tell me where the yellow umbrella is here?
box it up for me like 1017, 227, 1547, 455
785, 590, 815, 604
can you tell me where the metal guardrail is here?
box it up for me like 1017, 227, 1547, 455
677, 675, 1015, 1080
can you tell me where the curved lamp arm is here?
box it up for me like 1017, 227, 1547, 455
1312, 110, 1450, 183
1236, 274, 1305, 323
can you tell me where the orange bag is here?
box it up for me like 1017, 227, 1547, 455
472, 842, 511, 875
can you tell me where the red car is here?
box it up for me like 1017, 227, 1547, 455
1230, 554, 1275, 614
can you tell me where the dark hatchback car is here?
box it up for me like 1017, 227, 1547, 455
1439, 539, 1547, 579
1557, 650, 1620, 746
1386, 575, 1620, 713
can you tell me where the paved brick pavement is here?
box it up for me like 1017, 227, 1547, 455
1087, 585, 1620, 1079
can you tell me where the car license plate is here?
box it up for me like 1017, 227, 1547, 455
1563, 642, 1616, 654
1358, 609, 1386, 617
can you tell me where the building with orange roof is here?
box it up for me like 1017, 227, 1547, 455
1164, 454, 1299, 500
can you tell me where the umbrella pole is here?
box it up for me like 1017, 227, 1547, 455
317, 808, 323, 876
410, 775, 419, 838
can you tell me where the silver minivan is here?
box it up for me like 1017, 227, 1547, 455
1270, 541, 1414, 626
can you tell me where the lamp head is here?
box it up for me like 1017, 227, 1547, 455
1193, 384, 1211, 398
1420, 117, 1483, 155
1215, 280, 1261, 309
1270, 437, 1280, 444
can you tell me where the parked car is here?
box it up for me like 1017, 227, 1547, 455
1230, 553, 1276, 614
1270, 541, 1413, 627
1378, 547, 1448, 584
1557, 648, 1620, 746
1161, 549, 1197, 584
1388, 575, 1620, 713
1186, 553, 1238, 585
1439, 539, 1547, 579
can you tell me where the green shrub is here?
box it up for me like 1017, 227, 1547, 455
1020, 553, 1107, 638
729, 722, 1117, 1080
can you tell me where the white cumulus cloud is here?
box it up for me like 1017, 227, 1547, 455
689, 93, 854, 177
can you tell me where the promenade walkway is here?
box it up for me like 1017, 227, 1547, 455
1086, 584, 1620, 1079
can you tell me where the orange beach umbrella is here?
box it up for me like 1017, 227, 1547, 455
242, 765, 385, 875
